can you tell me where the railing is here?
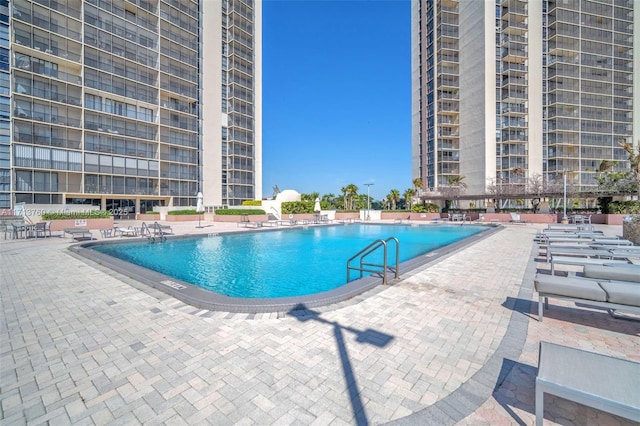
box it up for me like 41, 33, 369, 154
347, 237, 400, 285
140, 221, 166, 243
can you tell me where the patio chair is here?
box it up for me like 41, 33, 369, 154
34, 221, 52, 238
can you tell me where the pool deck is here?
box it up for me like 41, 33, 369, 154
1, 220, 638, 425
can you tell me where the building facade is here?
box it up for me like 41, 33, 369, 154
8, 0, 261, 215
412, 0, 636, 205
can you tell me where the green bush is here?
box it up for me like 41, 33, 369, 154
411, 203, 439, 213
281, 201, 314, 214
215, 208, 265, 215
607, 201, 640, 215
42, 210, 112, 220
167, 209, 198, 215
242, 200, 262, 206
144, 211, 160, 215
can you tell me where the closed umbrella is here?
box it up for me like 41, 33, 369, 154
314, 197, 321, 213
196, 192, 204, 228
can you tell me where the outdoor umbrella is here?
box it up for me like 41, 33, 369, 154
196, 192, 204, 228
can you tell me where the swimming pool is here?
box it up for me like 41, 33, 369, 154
83, 224, 494, 312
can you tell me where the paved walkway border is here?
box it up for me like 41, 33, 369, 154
388, 233, 537, 425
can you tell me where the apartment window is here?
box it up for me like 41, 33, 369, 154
85, 94, 102, 111
138, 106, 153, 122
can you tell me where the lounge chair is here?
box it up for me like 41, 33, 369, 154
237, 221, 262, 228
63, 228, 93, 240
534, 264, 640, 321
115, 226, 138, 237
545, 246, 617, 263
549, 255, 631, 275
536, 341, 640, 426
509, 212, 525, 223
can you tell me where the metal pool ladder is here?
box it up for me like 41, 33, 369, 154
140, 222, 166, 243
347, 237, 400, 285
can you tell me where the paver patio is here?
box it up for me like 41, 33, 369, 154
1, 221, 638, 425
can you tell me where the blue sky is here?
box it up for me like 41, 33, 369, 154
262, 0, 412, 201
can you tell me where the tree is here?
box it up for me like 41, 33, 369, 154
387, 189, 400, 210
619, 140, 640, 199
440, 175, 467, 208
412, 178, 424, 194
403, 188, 416, 210
346, 184, 359, 210
340, 186, 348, 210
322, 193, 336, 209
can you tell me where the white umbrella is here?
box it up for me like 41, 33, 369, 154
314, 197, 321, 213
196, 192, 204, 228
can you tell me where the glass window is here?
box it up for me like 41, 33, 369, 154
85, 93, 102, 110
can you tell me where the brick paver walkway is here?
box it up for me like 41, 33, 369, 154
1, 221, 638, 425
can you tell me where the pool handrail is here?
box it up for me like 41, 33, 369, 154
347, 237, 400, 285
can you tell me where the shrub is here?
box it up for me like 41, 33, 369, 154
214, 208, 265, 215
411, 203, 439, 213
242, 200, 262, 206
42, 210, 112, 220
167, 209, 198, 215
145, 211, 160, 215
281, 201, 314, 214
607, 201, 640, 215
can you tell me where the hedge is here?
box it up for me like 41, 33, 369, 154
281, 201, 314, 214
167, 209, 198, 215
42, 210, 112, 220
215, 208, 266, 215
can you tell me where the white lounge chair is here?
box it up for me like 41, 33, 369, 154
536, 342, 640, 426
509, 213, 525, 223
534, 264, 640, 320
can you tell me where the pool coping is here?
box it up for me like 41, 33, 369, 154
69, 223, 503, 314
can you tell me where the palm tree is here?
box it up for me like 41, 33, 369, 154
412, 177, 424, 194
340, 186, 348, 210
447, 175, 467, 189
619, 140, 640, 199
322, 193, 336, 209
403, 188, 416, 210
388, 189, 400, 210
345, 184, 358, 210
385, 194, 393, 210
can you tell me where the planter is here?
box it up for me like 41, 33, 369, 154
166, 214, 202, 222
335, 212, 359, 220
137, 213, 161, 221
213, 214, 268, 223
520, 214, 557, 224
381, 212, 412, 221
622, 217, 640, 245
48, 217, 114, 232
605, 214, 628, 226
409, 213, 441, 221
482, 213, 512, 223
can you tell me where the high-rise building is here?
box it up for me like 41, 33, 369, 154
0, 1, 9, 209
8, 0, 261, 215
412, 0, 635, 205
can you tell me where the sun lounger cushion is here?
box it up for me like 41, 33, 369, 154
534, 275, 607, 302
598, 281, 640, 306
583, 265, 640, 283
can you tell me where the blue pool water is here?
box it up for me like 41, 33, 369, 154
93, 224, 486, 298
